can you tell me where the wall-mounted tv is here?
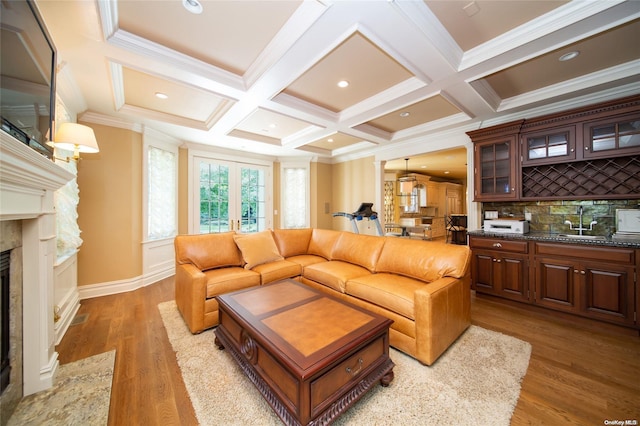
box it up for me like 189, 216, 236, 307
1, 0, 56, 159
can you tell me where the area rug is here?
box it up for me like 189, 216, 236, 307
159, 301, 531, 425
7, 350, 115, 426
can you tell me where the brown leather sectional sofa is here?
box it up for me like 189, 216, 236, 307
174, 228, 471, 365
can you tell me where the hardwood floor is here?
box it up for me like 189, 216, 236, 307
56, 277, 640, 425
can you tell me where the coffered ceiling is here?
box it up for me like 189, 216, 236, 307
36, 0, 640, 171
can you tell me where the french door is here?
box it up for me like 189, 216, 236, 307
195, 157, 271, 234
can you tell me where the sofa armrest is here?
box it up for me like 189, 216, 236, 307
413, 275, 471, 365
175, 263, 207, 334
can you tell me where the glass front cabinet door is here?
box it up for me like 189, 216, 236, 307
520, 125, 576, 165
474, 136, 519, 201
468, 120, 523, 202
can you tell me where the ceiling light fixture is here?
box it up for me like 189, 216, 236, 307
337, 80, 349, 88
327, 138, 334, 143
399, 112, 410, 117
559, 51, 580, 62
155, 92, 169, 99
182, 0, 203, 14
397, 158, 416, 195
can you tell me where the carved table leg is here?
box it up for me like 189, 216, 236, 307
214, 336, 225, 350
380, 369, 394, 387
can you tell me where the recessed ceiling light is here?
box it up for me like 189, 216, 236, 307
155, 92, 168, 99
399, 112, 410, 118
559, 51, 580, 62
269, 123, 277, 128
337, 80, 349, 88
444, 171, 450, 174
327, 138, 334, 143
182, 0, 203, 14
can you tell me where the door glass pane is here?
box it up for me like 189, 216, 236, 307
199, 163, 229, 233
592, 125, 615, 139
496, 177, 510, 194
495, 159, 510, 178
592, 137, 615, 152
494, 143, 510, 160
528, 137, 546, 159
619, 120, 640, 148
481, 178, 494, 194
619, 120, 640, 134
481, 162, 494, 178
480, 146, 494, 162
620, 134, 640, 148
548, 133, 568, 157
240, 166, 266, 233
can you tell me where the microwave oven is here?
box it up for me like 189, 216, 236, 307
616, 209, 640, 234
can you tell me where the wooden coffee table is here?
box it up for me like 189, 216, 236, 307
214, 279, 394, 426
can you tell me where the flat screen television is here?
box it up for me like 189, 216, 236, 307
1, 0, 56, 159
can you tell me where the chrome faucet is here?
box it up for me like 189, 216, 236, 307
564, 206, 597, 235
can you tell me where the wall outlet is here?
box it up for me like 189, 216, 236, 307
525, 212, 532, 221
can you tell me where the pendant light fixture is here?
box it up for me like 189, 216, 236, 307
397, 158, 416, 195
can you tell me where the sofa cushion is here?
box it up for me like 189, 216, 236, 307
233, 230, 284, 269
303, 260, 371, 293
272, 228, 312, 257
331, 232, 386, 272
285, 254, 327, 269
346, 273, 424, 320
307, 229, 342, 260
204, 267, 261, 299
175, 232, 243, 271
376, 237, 470, 282
251, 260, 302, 284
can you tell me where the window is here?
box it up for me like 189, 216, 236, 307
281, 163, 309, 228
145, 144, 177, 240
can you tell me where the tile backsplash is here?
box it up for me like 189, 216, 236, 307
482, 199, 640, 236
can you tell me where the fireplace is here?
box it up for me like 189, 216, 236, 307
0, 131, 74, 421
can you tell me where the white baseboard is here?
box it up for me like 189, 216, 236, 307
54, 290, 80, 345
77, 265, 175, 300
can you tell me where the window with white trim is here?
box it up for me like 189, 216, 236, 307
145, 143, 177, 240
281, 162, 309, 228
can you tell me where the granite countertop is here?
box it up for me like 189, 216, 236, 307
467, 229, 640, 249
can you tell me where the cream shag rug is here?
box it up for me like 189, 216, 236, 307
159, 301, 531, 426
7, 350, 115, 426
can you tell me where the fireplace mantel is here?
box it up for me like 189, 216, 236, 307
1, 132, 74, 220
1, 131, 74, 395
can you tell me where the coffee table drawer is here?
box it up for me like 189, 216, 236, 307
310, 335, 385, 415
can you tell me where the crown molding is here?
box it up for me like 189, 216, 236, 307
498, 60, 640, 112
79, 111, 142, 132
460, 0, 627, 70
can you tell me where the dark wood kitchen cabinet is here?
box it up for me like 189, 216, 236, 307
533, 242, 636, 326
520, 125, 576, 166
582, 112, 640, 160
470, 235, 639, 329
468, 120, 524, 202
469, 236, 530, 303
470, 95, 640, 201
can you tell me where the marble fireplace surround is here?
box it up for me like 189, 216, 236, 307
0, 132, 74, 398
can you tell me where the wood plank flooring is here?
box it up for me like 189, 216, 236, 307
55, 277, 640, 425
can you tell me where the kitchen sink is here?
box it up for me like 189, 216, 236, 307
558, 234, 607, 241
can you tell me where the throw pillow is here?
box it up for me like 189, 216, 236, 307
233, 230, 284, 269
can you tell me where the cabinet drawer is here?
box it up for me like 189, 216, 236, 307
310, 335, 384, 416
534, 242, 634, 264
469, 237, 528, 253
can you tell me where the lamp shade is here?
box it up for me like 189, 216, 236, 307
54, 123, 99, 153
